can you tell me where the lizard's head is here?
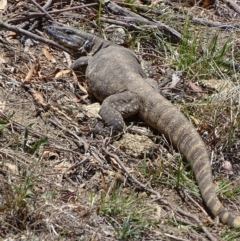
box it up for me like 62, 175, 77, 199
44, 25, 93, 53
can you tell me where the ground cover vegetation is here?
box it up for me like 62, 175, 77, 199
0, 0, 240, 240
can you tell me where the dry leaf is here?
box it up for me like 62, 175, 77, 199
41, 151, 59, 160
203, 0, 215, 7
0, 0, 7, 10
187, 81, 202, 92
24, 64, 35, 83
221, 161, 234, 175
78, 84, 88, 94
169, 73, 181, 88
82, 103, 101, 118
187, 81, 206, 98
64, 52, 72, 67
5, 162, 19, 175
24, 60, 40, 83
54, 162, 72, 172
59, 190, 77, 202
150, 0, 163, 6
6, 31, 16, 41
31, 89, 44, 104
42, 47, 56, 63
72, 70, 78, 82
101, 171, 108, 192
82, 94, 89, 99
200, 79, 234, 92
0, 55, 6, 64
110, 157, 121, 169
72, 70, 88, 93
153, 205, 161, 221
55, 69, 72, 78
189, 115, 200, 125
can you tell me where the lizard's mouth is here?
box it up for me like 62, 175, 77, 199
44, 25, 85, 50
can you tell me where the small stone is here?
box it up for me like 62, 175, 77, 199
113, 133, 155, 157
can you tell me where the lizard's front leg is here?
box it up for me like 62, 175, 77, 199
70, 56, 91, 70
99, 91, 139, 131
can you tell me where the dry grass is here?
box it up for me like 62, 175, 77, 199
1, 1, 240, 241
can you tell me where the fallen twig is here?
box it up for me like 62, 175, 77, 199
29, 0, 54, 21
22, 0, 54, 36
60, 154, 90, 182
49, 118, 89, 153
222, 0, 240, 15
102, 138, 162, 199
102, 138, 219, 241
115, 1, 163, 15
121, 16, 181, 42
0, 111, 60, 145
100, 17, 143, 31
163, 169, 214, 224
159, 198, 218, 241
0, 21, 69, 53
183, 190, 214, 224
110, 0, 239, 30
190, 16, 239, 29
8, 3, 98, 24
102, 0, 182, 42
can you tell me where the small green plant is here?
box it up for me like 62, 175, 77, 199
41, 191, 55, 202
137, 157, 163, 185
172, 157, 201, 198
220, 227, 240, 241
112, 215, 145, 240
23, 123, 34, 151
99, 187, 153, 239
215, 177, 240, 200
0, 112, 15, 142
176, 19, 232, 79
2, 171, 35, 230
23, 124, 48, 155
28, 136, 48, 155
0, 119, 8, 127
125, 0, 137, 11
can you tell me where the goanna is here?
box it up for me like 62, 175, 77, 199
45, 25, 240, 227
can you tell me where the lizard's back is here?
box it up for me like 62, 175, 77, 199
86, 46, 150, 101
86, 45, 240, 227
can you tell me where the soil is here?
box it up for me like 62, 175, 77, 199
0, 1, 240, 241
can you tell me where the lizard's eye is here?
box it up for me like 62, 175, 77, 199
65, 30, 73, 35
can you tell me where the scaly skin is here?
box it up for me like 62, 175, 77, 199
45, 25, 240, 227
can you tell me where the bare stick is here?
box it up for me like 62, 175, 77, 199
43, 0, 53, 9
222, 0, 240, 15
100, 17, 142, 31
29, 0, 54, 21
102, 0, 181, 42
28, 0, 54, 32
102, 138, 162, 199
0, 21, 69, 53
60, 154, 90, 182
8, 3, 98, 24
102, 139, 219, 241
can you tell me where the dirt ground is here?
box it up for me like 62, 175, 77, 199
1, 0, 240, 241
